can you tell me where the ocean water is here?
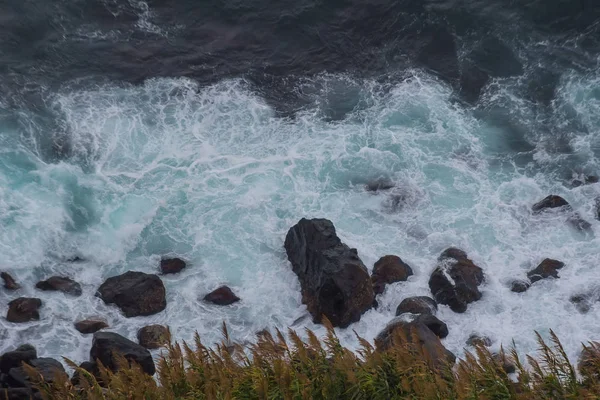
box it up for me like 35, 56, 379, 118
1, 0, 600, 369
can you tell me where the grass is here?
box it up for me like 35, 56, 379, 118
22, 321, 600, 400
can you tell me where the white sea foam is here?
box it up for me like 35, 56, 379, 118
0, 71, 599, 368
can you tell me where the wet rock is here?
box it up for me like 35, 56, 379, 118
75, 319, 109, 334
0, 388, 33, 400
571, 294, 592, 313
0, 345, 37, 374
428, 248, 484, 313
203, 286, 240, 306
567, 214, 593, 233
470, 37, 523, 78
137, 325, 169, 349
90, 332, 155, 375
71, 361, 100, 386
395, 296, 438, 316
459, 60, 490, 103
579, 343, 600, 378
415, 314, 448, 339
571, 175, 599, 187
493, 352, 516, 374
160, 258, 186, 274
6, 358, 66, 388
510, 280, 530, 293
595, 197, 600, 221
532, 195, 571, 213
365, 178, 394, 192
371, 255, 413, 295
6, 298, 42, 323
284, 218, 375, 328
97, 271, 166, 318
35, 276, 82, 296
375, 317, 456, 367
1, 273, 20, 290
417, 25, 459, 82
466, 334, 492, 347
527, 259, 564, 284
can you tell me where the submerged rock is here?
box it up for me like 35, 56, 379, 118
36, 276, 82, 296
365, 178, 394, 192
395, 296, 438, 316
7, 298, 42, 323
203, 286, 240, 306
510, 280, 530, 293
0, 345, 37, 374
75, 318, 109, 334
466, 334, 492, 348
375, 317, 455, 367
532, 195, 571, 213
138, 325, 169, 349
284, 218, 375, 328
417, 25, 459, 83
527, 259, 564, 283
160, 258, 186, 274
371, 255, 413, 295
428, 248, 484, 313
97, 271, 166, 318
1, 272, 20, 290
90, 332, 155, 375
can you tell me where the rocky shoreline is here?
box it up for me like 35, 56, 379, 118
0, 192, 597, 398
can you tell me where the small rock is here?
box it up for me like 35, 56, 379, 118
137, 325, 169, 349
532, 195, 571, 213
415, 314, 448, 339
36, 276, 82, 296
160, 258, 186, 274
203, 286, 240, 306
429, 248, 484, 313
510, 280, 530, 293
0, 345, 37, 374
493, 352, 516, 374
466, 334, 492, 347
75, 319, 109, 334
1, 273, 20, 290
571, 175, 598, 187
371, 255, 414, 295
365, 178, 394, 192
97, 271, 166, 318
395, 296, 438, 316
527, 259, 564, 283
6, 298, 42, 323
90, 332, 155, 375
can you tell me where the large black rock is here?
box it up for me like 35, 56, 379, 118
6, 298, 42, 323
90, 332, 155, 375
97, 271, 166, 318
429, 248, 484, 313
0, 345, 37, 374
5, 358, 66, 389
284, 218, 375, 328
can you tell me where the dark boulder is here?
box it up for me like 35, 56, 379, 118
466, 334, 492, 347
375, 317, 456, 367
417, 26, 459, 83
510, 280, 530, 293
571, 175, 599, 187
371, 255, 413, 295
532, 195, 571, 213
459, 60, 490, 103
203, 286, 240, 306
97, 271, 166, 318
35, 276, 82, 296
0, 345, 37, 374
415, 314, 448, 339
493, 352, 516, 374
160, 258, 186, 274
6, 358, 66, 388
6, 298, 42, 323
570, 289, 600, 313
90, 332, 155, 375
428, 248, 484, 313
71, 361, 101, 386
284, 218, 375, 328
395, 296, 438, 316
0, 388, 33, 399
137, 325, 169, 349
527, 259, 564, 283
75, 318, 109, 334
1, 272, 20, 290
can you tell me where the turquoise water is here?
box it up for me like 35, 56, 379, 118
1, 71, 600, 364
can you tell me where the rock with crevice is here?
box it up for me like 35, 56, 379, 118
429, 248, 484, 313
415, 314, 448, 339
97, 271, 166, 318
371, 255, 413, 295
1, 272, 20, 290
160, 258, 186, 274
90, 332, 155, 375
75, 319, 109, 334
203, 286, 240, 306
7, 298, 42, 323
36, 276, 82, 296
527, 259, 564, 283
284, 218, 375, 328
395, 296, 438, 316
